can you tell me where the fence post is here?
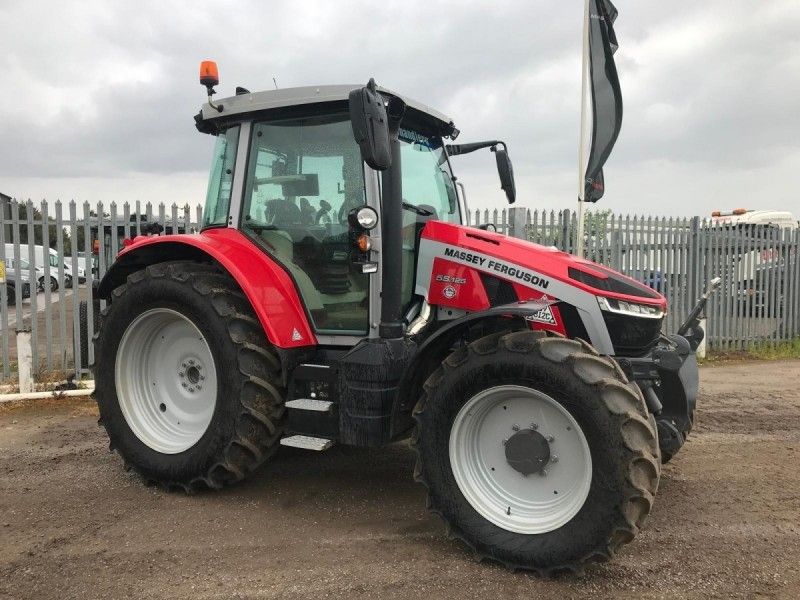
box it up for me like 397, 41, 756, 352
17, 328, 33, 393
561, 209, 572, 252
508, 206, 527, 239
688, 216, 701, 309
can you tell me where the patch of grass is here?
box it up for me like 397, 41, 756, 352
702, 338, 800, 363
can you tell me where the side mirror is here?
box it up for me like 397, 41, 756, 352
349, 78, 392, 171
493, 145, 516, 204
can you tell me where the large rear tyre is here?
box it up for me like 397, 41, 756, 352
412, 331, 660, 573
93, 261, 286, 491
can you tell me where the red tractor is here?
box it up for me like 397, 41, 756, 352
93, 68, 712, 572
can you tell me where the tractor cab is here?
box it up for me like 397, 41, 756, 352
194, 80, 511, 341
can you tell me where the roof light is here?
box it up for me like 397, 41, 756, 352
199, 60, 223, 113
199, 60, 219, 88
711, 211, 721, 217
733, 208, 748, 215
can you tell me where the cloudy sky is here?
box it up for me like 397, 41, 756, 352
1, 0, 798, 218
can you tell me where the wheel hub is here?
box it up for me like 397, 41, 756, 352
504, 428, 551, 475
178, 359, 205, 393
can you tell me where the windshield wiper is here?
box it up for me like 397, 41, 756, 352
402, 202, 433, 216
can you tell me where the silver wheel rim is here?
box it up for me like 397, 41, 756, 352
115, 308, 217, 454
449, 385, 592, 534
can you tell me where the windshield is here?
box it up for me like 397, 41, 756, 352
398, 128, 460, 224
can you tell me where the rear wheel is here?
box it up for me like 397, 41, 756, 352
412, 331, 660, 572
94, 261, 286, 490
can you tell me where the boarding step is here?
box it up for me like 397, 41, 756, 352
280, 435, 334, 451
285, 399, 334, 412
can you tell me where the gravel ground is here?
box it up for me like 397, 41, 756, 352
1, 360, 799, 599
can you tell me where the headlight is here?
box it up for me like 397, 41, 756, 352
348, 205, 379, 230
597, 296, 665, 319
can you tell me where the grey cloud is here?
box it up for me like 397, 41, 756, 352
0, 0, 797, 216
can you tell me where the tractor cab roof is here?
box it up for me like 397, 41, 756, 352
196, 84, 457, 138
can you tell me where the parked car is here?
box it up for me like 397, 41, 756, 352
2, 259, 34, 305
3, 243, 85, 291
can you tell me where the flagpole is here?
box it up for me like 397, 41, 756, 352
576, 0, 591, 258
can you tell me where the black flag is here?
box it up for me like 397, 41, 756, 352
580, 0, 622, 203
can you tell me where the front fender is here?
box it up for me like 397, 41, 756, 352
97, 228, 316, 349
394, 300, 552, 417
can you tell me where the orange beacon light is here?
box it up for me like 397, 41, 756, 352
199, 60, 223, 112
199, 60, 219, 88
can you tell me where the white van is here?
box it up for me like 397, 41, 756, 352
3, 243, 86, 292
710, 209, 797, 230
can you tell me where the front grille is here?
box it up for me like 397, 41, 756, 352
602, 312, 663, 357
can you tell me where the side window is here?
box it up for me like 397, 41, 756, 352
399, 129, 459, 224
202, 126, 240, 228
241, 115, 370, 335
398, 129, 460, 309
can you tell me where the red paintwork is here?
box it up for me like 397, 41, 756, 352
422, 221, 667, 309
429, 257, 491, 311
117, 229, 316, 348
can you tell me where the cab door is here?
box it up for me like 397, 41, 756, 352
239, 114, 373, 337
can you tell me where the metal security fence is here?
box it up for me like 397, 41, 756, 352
1, 199, 202, 381
469, 207, 800, 350
1, 199, 798, 383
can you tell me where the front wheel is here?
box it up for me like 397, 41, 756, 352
412, 331, 660, 572
94, 261, 286, 490
40, 276, 58, 293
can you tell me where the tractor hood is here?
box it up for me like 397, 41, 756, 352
417, 221, 666, 310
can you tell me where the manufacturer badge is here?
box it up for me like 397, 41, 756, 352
443, 285, 457, 299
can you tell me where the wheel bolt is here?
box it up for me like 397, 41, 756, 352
179, 372, 184, 377
182, 362, 187, 368
188, 359, 195, 365
551, 455, 559, 463
512, 424, 520, 432
188, 387, 195, 393
530, 422, 538, 430
547, 435, 555, 443
199, 375, 205, 381
196, 386, 202, 391
502, 439, 508, 445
